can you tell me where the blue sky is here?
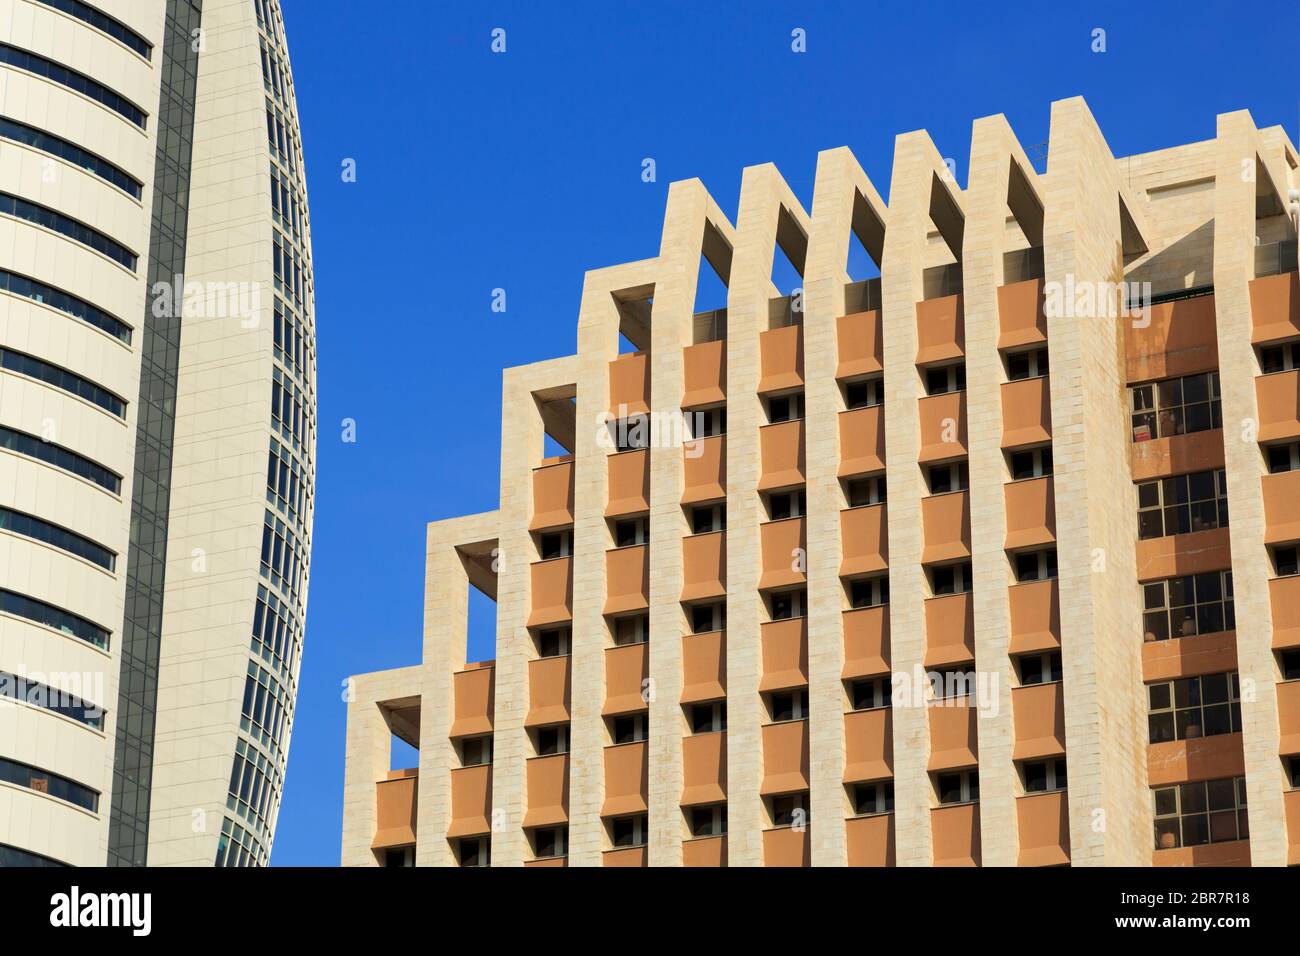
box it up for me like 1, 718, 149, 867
271, 0, 1300, 864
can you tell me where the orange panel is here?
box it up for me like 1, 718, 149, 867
447, 765, 492, 838
450, 666, 494, 738
924, 593, 974, 668
1256, 370, 1300, 444
918, 392, 967, 463
603, 642, 649, 716
915, 294, 964, 364
1011, 682, 1066, 760
921, 490, 971, 564
759, 618, 807, 691
1153, 841, 1250, 867
1130, 428, 1224, 482
844, 707, 892, 782
373, 774, 418, 849
1125, 294, 1218, 382
997, 278, 1047, 349
523, 754, 569, 828
838, 406, 886, 476
759, 419, 805, 490
524, 857, 567, 868
760, 719, 810, 795
682, 339, 726, 408
931, 803, 981, 866
1016, 791, 1070, 867
1249, 271, 1300, 345
759, 516, 807, 590
605, 544, 649, 616
1280, 681, 1300, 755
762, 826, 810, 867
1004, 476, 1056, 550
1271, 576, 1300, 650
682, 531, 726, 602
843, 606, 890, 678
608, 352, 649, 417
846, 813, 895, 866
758, 324, 804, 393
682, 835, 727, 867
682, 435, 726, 504
1263, 470, 1300, 545
1134, 527, 1231, 583
1147, 732, 1245, 787
840, 504, 888, 576
1000, 376, 1052, 450
525, 656, 571, 727
601, 742, 648, 817
530, 458, 574, 531
836, 310, 883, 378
528, 557, 573, 627
1287, 790, 1300, 865
681, 630, 726, 703
681, 730, 727, 806
928, 701, 978, 771
1008, 579, 1061, 654
1142, 631, 1237, 683
606, 448, 650, 517
602, 846, 647, 867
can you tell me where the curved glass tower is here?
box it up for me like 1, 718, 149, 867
0, 0, 315, 867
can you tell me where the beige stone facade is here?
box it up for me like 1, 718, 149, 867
343, 97, 1300, 867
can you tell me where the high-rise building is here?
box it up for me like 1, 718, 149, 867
0, 0, 315, 867
342, 97, 1300, 867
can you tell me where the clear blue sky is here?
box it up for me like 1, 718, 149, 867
271, 0, 1299, 864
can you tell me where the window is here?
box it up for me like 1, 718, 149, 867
690, 503, 726, 534
1267, 442, 1300, 474
614, 517, 647, 547
0, 118, 143, 201
613, 613, 648, 646
686, 407, 726, 438
850, 677, 891, 711
0, 506, 116, 571
531, 826, 567, 860
539, 530, 572, 560
688, 701, 726, 733
929, 666, 976, 700
611, 815, 648, 848
611, 415, 649, 452
844, 377, 883, 410
1006, 348, 1049, 381
1014, 549, 1057, 582
689, 804, 727, 837
1280, 649, 1300, 681
766, 392, 805, 423
33, 0, 153, 59
536, 627, 570, 658
460, 736, 492, 767
766, 489, 807, 520
0, 424, 122, 494
1288, 757, 1300, 789
1136, 469, 1229, 539
1260, 342, 1300, 373
1142, 571, 1234, 642
535, 725, 568, 756
846, 476, 886, 507
1130, 372, 1222, 442
930, 562, 973, 596
1009, 447, 1053, 480
768, 689, 809, 722
925, 364, 966, 396
457, 836, 491, 867
1023, 758, 1067, 794
936, 770, 979, 805
852, 781, 894, 815
1016, 651, 1062, 686
770, 793, 809, 827
1153, 777, 1248, 849
0, 45, 146, 130
382, 846, 414, 867
1273, 546, 1299, 577
768, 589, 806, 621
1148, 673, 1241, 743
0, 671, 104, 729
690, 602, 725, 634
926, 461, 969, 494
0, 347, 126, 418
612, 714, 647, 744
0, 589, 109, 650
849, 576, 889, 609
0, 756, 98, 812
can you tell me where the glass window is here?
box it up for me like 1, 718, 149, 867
1130, 372, 1221, 442
1142, 571, 1234, 642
